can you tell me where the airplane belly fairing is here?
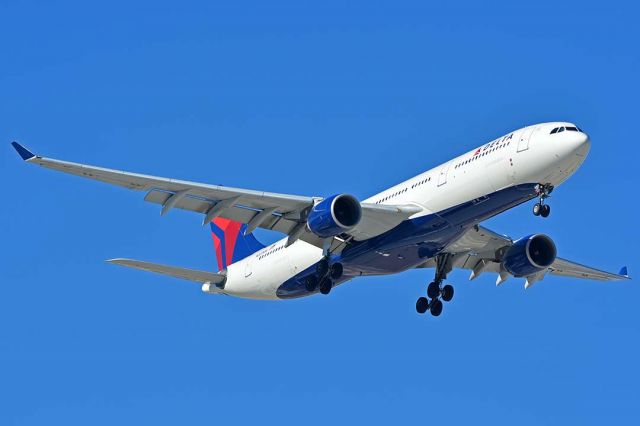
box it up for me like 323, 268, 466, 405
276, 182, 539, 299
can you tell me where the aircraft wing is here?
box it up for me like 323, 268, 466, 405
11, 142, 420, 250
547, 258, 629, 281
420, 225, 629, 287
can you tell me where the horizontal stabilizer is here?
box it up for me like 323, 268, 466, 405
107, 258, 226, 285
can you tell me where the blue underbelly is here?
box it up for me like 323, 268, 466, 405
276, 183, 538, 299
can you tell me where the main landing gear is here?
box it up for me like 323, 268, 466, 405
416, 254, 455, 317
533, 183, 554, 218
305, 258, 343, 295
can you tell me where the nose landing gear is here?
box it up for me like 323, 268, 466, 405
533, 184, 553, 218
416, 254, 455, 317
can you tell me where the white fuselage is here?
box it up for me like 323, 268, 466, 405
211, 122, 591, 300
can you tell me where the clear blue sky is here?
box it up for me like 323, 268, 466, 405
1, 1, 638, 424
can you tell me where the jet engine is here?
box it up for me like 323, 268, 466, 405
307, 194, 362, 238
502, 234, 557, 277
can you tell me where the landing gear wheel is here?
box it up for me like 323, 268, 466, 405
330, 263, 343, 280
441, 284, 454, 302
540, 204, 551, 218
430, 299, 443, 317
319, 278, 332, 295
304, 276, 318, 292
416, 297, 429, 314
533, 203, 542, 216
427, 281, 440, 299
316, 259, 329, 277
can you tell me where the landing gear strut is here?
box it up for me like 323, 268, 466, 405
416, 253, 455, 317
533, 184, 553, 218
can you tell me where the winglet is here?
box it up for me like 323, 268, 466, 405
11, 142, 36, 161
619, 266, 629, 277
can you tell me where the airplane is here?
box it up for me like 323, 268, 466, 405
11, 121, 630, 317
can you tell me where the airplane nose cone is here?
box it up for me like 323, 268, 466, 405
573, 132, 591, 157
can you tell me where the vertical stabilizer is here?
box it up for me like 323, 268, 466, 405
210, 218, 265, 271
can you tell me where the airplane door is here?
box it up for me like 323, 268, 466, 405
437, 161, 451, 186
244, 258, 252, 277
517, 126, 537, 152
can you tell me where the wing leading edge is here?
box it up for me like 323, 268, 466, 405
11, 142, 422, 251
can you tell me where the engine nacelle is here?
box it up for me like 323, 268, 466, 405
502, 234, 557, 277
307, 194, 362, 238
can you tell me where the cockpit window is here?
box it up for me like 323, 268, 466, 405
551, 125, 584, 135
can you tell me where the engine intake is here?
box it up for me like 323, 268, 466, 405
307, 194, 362, 238
502, 234, 557, 277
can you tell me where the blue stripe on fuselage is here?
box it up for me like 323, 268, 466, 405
276, 183, 538, 299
